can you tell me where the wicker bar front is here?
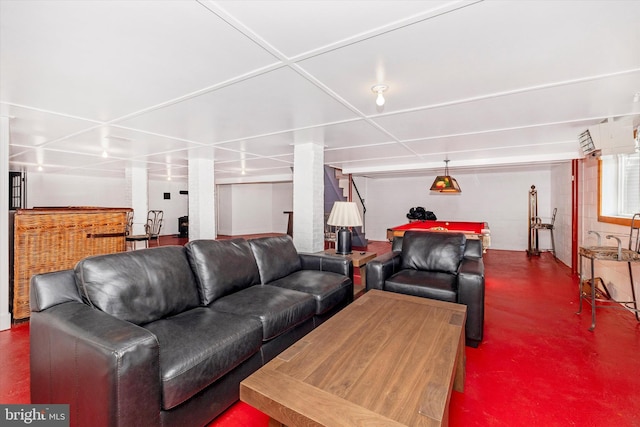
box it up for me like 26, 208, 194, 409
13, 207, 131, 320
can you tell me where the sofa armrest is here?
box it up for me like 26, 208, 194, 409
365, 252, 402, 291
457, 257, 485, 346
299, 253, 353, 281
30, 302, 161, 427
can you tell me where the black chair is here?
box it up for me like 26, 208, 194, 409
366, 231, 485, 347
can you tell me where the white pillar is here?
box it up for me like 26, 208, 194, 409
188, 148, 215, 240
1, 117, 12, 330
125, 165, 149, 235
293, 142, 324, 253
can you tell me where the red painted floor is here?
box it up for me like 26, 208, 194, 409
2, 242, 640, 426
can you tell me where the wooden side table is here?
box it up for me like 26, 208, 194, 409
322, 250, 377, 297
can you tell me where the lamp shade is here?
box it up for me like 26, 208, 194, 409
430, 175, 462, 192
430, 159, 462, 193
327, 202, 363, 227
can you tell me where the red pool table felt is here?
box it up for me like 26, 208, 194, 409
387, 220, 489, 240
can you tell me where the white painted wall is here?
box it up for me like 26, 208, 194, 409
17, 159, 640, 320
27, 173, 127, 208
27, 174, 189, 236
216, 182, 293, 236
272, 182, 294, 233
148, 180, 189, 236
549, 162, 574, 266
579, 157, 639, 305
217, 184, 233, 235
233, 183, 274, 235
364, 167, 553, 251
24, 167, 563, 252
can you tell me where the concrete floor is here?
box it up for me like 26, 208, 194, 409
3, 239, 639, 426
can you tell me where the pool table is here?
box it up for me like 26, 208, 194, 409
387, 220, 491, 251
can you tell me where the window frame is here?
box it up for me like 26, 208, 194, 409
598, 157, 635, 227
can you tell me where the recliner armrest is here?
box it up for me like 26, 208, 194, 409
459, 256, 484, 278
464, 239, 483, 259
365, 252, 402, 291
299, 253, 353, 282
30, 302, 161, 427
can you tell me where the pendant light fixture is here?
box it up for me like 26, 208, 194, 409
430, 159, 462, 193
371, 84, 388, 107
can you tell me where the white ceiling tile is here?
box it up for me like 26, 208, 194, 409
116, 67, 360, 143
2, 104, 100, 147
324, 141, 415, 164
298, 1, 640, 114
46, 126, 203, 159
373, 71, 640, 142
3, 1, 640, 180
0, 0, 278, 120
216, 0, 452, 57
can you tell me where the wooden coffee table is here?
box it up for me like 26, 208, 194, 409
240, 290, 466, 427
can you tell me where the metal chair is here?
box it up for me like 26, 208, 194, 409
145, 210, 163, 246
531, 207, 557, 259
125, 211, 149, 250
577, 213, 640, 330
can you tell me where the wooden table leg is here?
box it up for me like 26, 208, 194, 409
453, 331, 465, 393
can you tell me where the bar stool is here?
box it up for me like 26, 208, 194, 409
125, 211, 149, 250
531, 207, 557, 259
145, 210, 163, 246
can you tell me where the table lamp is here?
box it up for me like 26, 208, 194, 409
327, 201, 363, 255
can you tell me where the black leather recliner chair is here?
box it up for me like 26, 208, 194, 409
366, 231, 485, 347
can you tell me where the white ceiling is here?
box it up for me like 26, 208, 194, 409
2, 0, 640, 183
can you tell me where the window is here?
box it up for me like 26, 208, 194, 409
598, 153, 640, 226
9, 171, 25, 210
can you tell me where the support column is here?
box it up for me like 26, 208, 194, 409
188, 148, 215, 240
125, 165, 149, 235
293, 142, 324, 253
1, 117, 12, 330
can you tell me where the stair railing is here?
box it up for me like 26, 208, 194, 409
351, 177, 366, 233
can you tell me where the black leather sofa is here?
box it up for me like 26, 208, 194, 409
366, 231, 485, 347
30, 235, 353, 427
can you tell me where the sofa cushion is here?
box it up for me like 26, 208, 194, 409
249, 235, 301, 284
269, 270, 352, 314
210, 285, 315, 341
385, 269, 457, 302
144, 307, 263, 410
74, 246, 200, 325
400, 231, 466, 274
185, 239, 261, 305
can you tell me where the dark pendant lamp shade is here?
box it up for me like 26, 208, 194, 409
430, 160, 461, 193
